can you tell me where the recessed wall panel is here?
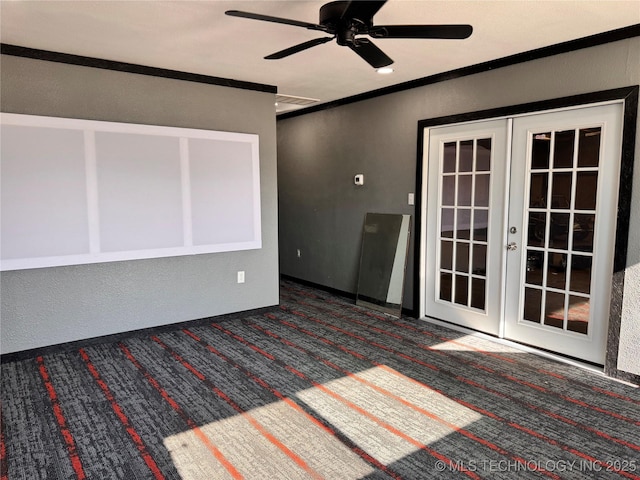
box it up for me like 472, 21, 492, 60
189, 138, 256, 246
96, 132, 183, 252
1, 125, 90, 259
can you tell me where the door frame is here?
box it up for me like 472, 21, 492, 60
414, 86, 638, 379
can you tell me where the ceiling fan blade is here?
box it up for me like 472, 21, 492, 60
265, 37, 333, 60
225, 10, 326, 32
348, 38, 393, 68
340, 1, 388, 22
370, 24, 473, 39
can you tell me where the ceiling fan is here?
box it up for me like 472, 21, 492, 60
225, 0, 472, 69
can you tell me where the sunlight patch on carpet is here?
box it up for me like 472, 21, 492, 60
428, 334, 521, 354
163, 396, 375, 479
295, 365, 482, 466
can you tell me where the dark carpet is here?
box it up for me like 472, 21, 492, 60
1, 279, 639, 479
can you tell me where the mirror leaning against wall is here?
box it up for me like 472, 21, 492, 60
356, 213, 412, 318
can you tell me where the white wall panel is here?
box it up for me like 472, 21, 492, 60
0, 113, 262, 271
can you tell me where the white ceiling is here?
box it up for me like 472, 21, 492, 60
2, 1, 639, 114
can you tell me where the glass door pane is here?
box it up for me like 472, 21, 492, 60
522, 127, 599, 335
438, 138, 491, 312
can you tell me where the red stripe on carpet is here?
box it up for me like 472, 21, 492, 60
182, 327, 403, 480
149, 335, 324, 480
213, 323, 481, 480
283, 306, 440, 372
282, 285, 514, 366
250, 321, 562, 480
284, 286, 639, 405
557, 394, 640, 425
117, 343, 243, 480
289, 294, 639, 425
280, 302, 640, 453
182, 328, 332, 436
590, 385, 640, 405
283, 286, 640, 405
384, 366, 640, 479
78, 349, 165, 480
266, 309, 640, 478
36, 356, 86, 480
0, 405, 8, 480
458, 376, 640, 454
309, 371, 482, 480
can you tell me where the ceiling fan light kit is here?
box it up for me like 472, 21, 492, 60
225, 0, 472, 69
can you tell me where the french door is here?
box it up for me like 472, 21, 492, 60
424, 103, 624, 364
424, 119, 509, 336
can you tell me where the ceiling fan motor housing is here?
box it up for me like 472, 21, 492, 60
320, 1, 373, 46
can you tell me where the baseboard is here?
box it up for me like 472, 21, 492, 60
0, 305, 276, 363
280, 274, 356, 300
280, 274, 416, 318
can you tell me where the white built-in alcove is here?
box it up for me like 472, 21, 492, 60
1, 113, 262, 271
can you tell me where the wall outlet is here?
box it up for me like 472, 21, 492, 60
296, 249, 301, 258
237, 271, 245, 283
408, 193, 415, 205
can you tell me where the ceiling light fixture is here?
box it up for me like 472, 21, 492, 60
377, 67, 394, 74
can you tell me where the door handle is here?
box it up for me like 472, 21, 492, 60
507, 242, 518, 251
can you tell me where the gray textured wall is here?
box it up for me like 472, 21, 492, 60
277, 38, 640, 376
1, 55, 279, 354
